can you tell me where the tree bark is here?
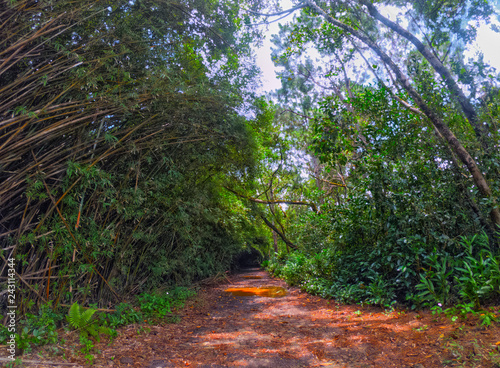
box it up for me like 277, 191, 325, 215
269, 185, 279, 253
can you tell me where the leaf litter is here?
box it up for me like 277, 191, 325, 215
23, 269, 500, 367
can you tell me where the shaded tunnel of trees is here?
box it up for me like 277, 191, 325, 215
1, 0, 500, 320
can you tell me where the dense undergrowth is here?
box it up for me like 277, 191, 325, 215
0, 286, 196, 363
258, 8, 500, 321
267, 233, 500, 316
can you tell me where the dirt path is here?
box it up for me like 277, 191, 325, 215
25, 268, 500, 367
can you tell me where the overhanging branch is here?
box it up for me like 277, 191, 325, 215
260, 215, 297, 250
224, 186, 319, 213
309, 174, 346, 188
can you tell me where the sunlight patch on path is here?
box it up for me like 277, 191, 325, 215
224, 286, 288, 297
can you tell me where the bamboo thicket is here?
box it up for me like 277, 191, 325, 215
1, 0, 254, 313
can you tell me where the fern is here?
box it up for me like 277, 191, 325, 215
67, 303, 96, 329
66, 303, 110, 341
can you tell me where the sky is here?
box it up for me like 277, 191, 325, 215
474, 25, 500, 70
254, 0, 294, 93
253, 2, 500, 94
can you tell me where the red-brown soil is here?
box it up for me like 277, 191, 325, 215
19, 268, 500, 367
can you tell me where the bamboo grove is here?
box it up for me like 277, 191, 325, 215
0, 0, 264, 313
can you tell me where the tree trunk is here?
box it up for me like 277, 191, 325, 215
269, 186, 279, 253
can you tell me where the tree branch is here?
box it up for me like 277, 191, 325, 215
278, 108, 314, 120
351, 38, 424, 116
248, 4, 307, 18
260, 215, 297, 250
309, 174, 346, 187
224, 186, 319, 213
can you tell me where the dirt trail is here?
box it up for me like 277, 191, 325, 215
25, 268, 500, 367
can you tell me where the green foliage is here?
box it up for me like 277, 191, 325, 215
248, 0, 500, 332
438, 302, 500, 327
0, 303, 62, 353
455, 235, 500, 307
137, 293, 172, 320
1, 0, 265, 316
79, 335, 96, 365
107, 303, 142, 328
412, 233, 500, 308
267, 233, 500, 312
415, 254, 453, 307
66, 303, 111, 342
3, 0, 500, 342
1, 286, 196, 359
67, 303, 97, 330
259, 52, 500, 311
477, 310, 499, 327
136, 287, 196, 321
0, 325, 9, 346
